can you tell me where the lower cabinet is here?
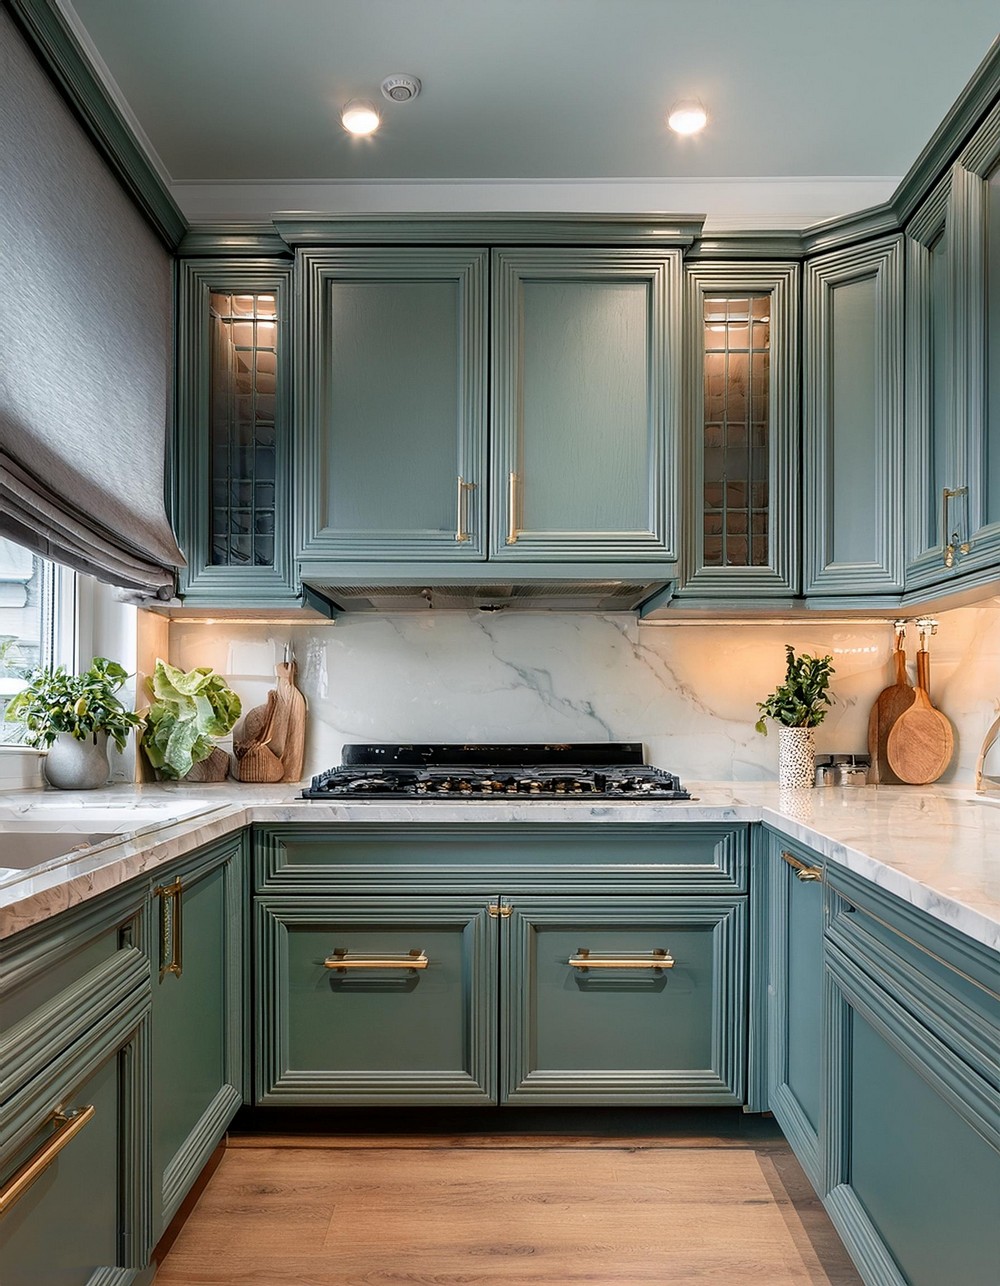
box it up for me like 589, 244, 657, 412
149, 835, 246, 1239
763, 831, 824, 1192
0, 931, 151, 1286
252, 824, 751, 1108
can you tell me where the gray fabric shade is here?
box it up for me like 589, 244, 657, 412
0, 10, 184, 595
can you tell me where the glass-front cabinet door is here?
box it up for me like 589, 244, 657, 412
175, 261, 296, 604
677, 263, 799, 597
296, 247, 488, 561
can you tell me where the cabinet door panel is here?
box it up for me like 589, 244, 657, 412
298, 248, 487, 560
765, 835, 824, 1193
256, 897, 497, 1104
503, 896, 746, 1105
804, 237, 904, 595
151, 838, 244, 1236
491, 248, 680, 560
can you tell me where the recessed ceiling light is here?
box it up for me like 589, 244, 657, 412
668, 100, 708, 135
341, 99, 381, 136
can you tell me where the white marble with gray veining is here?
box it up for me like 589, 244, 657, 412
1, 781, 998, 951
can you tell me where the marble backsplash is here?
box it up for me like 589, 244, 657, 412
167, 601, 1000, 785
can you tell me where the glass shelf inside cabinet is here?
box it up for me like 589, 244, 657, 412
209, 292, 279, 568
702, 295, 770, 568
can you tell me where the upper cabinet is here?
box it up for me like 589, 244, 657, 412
803, 236, 904, 597
490, 248, 680, 562
175, 260, 297, 605
295, 244, 681, 566
677, 262, 799, 598
905, 104, 1000, 596
296, 247, 488, 561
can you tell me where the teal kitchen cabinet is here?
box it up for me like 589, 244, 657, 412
822, 865, 1000, 1286
490, 248, 681, 561
296, 247, 489, 561
252, 823, 749, 1107
763, 832, 824, 1195
906, 106, 1000, 597
676, 262, 800, 598
803, 236, 905, 598
149, 835, 246, 1240
502, 894, 746, 1105
0, 886, 152, 1285
175, 261, 297, 606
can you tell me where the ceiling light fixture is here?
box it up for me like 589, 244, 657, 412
667, 100, 708, 135
341, 99, 381, 136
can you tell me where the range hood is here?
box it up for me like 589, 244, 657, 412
300, 564, 675, 614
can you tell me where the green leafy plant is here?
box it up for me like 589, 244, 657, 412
141, 659, 242, 780
755, 645, 835, 734
4, 657, 143, 750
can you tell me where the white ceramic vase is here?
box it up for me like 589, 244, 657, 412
43, 732, 110, 790
778, 726, 815, 790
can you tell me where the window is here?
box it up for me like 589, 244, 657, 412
0, 538, 69, 744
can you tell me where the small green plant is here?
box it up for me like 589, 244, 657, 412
141, 659, 242, 780
755, 645, 835, 734
5, 657, 143, 750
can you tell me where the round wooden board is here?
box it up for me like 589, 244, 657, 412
886, 705, 954, 784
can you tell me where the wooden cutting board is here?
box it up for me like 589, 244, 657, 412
866, 635, 915, 785
886, 648, 954, 785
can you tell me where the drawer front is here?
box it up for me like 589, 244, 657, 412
254, 824, 748, 896
255, 897, 497, 1105
502, 895, 747, 1105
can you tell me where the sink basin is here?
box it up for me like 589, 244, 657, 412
0, 831, 119, 870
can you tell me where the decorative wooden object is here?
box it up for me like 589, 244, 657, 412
886, 622, 953, 785
234, 655, 307, 783
184, 745, 230, 782
866, 621, 915, 785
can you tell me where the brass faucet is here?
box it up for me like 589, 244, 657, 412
975, 711, 1000, 795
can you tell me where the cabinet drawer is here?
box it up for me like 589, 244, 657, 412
502, 895, 747, 1105
254, 823, 748, 895
255, 897, 497, 1105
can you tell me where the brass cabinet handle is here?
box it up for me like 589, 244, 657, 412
506, 471, 519, 544
942, 486, 971, 567
455, 476, 475, 542
324, 948, 428, 971
154, 876, 183, 979
569, 948, 674, 971
781, 850, 822, 882
0, 1106, 96, 1215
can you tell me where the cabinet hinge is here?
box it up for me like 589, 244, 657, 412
488, 903, 513, 918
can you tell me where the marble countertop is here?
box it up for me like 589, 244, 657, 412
1, 781, 997, 951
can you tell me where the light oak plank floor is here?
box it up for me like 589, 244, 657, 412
155, 1125, 862, 1286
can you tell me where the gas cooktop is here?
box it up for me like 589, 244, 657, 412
302, 743, 690, 801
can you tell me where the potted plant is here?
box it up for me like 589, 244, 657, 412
755, 645, 835, 788
140, 659, 242, 781
5, 657, 143, 789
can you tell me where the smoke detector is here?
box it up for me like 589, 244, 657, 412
381, 75, 421, 103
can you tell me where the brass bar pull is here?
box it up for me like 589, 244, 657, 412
569, 948, 674, 971
455, 476, 475, 542
781, 850, 822, 882
506, 470, 519, 544
942, 486, 970, 567
154, 876, 183, 979
0, 1106, 96, 1215
324, 949, 428, 971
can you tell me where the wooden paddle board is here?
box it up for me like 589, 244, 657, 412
866, 630, 914, 785
886, 642, 953, 785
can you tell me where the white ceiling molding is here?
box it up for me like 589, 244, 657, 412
171, 176, 900, 230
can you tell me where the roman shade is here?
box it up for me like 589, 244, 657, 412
0, 10, 184, 596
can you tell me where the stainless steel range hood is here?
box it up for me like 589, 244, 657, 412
299, 564, 675, 614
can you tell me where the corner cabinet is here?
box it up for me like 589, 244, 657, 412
252, 823, 748, 1107
905, 107, 1000, 597
677, 261, 799, 598
175, 260, 297, 606
295, 244, 681, 566
803, 236, 905, 597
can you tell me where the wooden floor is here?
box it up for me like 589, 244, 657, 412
154, 1117, 862, 1286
